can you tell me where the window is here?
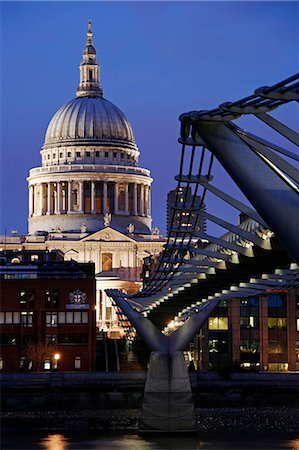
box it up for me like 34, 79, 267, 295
102, 253, 113, 272
46, 312, 58, 327
48, 154, 50, 159
208, 339, 228, 353
45, 289, 59, 308
43, 360, 51, 370
96, 151, 99, 157
46, 335, 57, 345
105, 151, 109, 158
268, 294, 286, 308
68, 152, 71, 157
20, 312, 33, 327
0, 357, 3, 370
75, 356, 81, 370
57, 334, 88, 344
20, 357, 26, 370
268, 341, 287, 353
208, 317, 228, 330
0, 312, 20, 324
218, 299, 228, 308
30, 254, 39, 262
268, 363, 288, 372
53, 154, 56, 159
0, 334, 19, 345
89, 69, 93, 79
19, 290, 35, 309
76, 152, 81, 157
58, 311, 88, 324
121, 153, 124, 159
59, 152, 63, 158
113, 152, 117, 158
297, 318, 299, 332
268, 318, 287, 330
86, 151, 90, 157
240, 316, 258, 329
240, 340, 259, 353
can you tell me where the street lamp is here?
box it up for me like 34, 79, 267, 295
53, 353, 61, 370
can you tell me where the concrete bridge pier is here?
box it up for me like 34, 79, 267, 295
139, 351, 196, 433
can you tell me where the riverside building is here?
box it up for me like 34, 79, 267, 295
0, 250, 96, 372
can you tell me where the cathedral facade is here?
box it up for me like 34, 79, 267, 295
2, 23, 165, 337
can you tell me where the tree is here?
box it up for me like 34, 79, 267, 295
24, 339, 56, 372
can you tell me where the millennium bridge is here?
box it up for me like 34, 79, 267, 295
107, 74, 299, 433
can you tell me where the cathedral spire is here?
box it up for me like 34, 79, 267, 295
76, 21, 103, 98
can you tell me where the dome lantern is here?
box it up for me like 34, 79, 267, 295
77, 20, 103, 98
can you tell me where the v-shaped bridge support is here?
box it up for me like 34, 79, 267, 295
106, 289, 219, 433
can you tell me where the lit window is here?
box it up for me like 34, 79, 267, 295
268, 341, 287, 354
208, 317, 228, 330
297, 318, 299, 332
240, 316, 258, 329
240, 340, 259, 353
30, 254, 39, 261
43, 360, 51, 370
21, 312, 33, 327
75, 356, 81, 370
0, 357, 3, 370
46, 312, 57, 327
268, 318, 287, 329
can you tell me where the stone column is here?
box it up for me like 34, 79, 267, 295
33, 183, 39, 216
133, 183, 138, 215
114, 182, 119, 214
28, 185, 34, 217
91, 181, 96, 214
40, 183, 46, 215
78, 181, 84, 213
47, 182, 52, 215
148, 186, 151, 218
125, 182, 129, 214
56, 182, 62, 214
103, 181, 108, 214
67, 180, 72, 213
140, 184, 145, 216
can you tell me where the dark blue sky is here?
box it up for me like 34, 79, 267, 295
1, 2, 298, 235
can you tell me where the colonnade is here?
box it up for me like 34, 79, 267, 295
29, 180, 151, 217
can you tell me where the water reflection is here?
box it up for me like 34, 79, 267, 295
289, 439, 299, 450
2, 431, 299, 450
41, 434, 69, 450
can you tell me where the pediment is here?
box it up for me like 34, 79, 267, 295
81, 227, 136, 243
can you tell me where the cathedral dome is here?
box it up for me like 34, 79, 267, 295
44, 96, 135, 146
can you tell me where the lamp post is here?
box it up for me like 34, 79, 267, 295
53, 353, 61, 370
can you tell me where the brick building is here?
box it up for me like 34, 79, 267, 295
0, 250, 96, 372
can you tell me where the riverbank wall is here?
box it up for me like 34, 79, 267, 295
2, 371, 299, 411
